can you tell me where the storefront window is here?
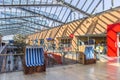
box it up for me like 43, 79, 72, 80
77, 40, 84, 46
40, 39, 44, 45
59, 38, 72, 51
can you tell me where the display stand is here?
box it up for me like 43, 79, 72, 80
23, 46, 46, 74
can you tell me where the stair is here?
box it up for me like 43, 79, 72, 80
0, 44, 7, 54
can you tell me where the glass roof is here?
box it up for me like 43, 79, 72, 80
0, 0, 120, 36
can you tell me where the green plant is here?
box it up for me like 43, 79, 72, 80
13, 34, 27, 52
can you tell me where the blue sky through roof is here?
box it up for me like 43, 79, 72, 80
0, 0, 120, 37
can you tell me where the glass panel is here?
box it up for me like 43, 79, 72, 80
21, 0, 27, 4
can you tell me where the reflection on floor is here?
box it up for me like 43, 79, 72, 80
0, 57, 120, 80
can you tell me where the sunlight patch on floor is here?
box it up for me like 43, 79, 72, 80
108, 63, 120, 67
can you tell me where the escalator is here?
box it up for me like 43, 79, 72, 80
0, 44, 8, 73
0, 44, 7, 54
0, 44, 23, 73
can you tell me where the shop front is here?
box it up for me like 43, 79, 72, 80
107, 23, 120, 57
46, 38, 55, 51
77, 35, 106, 54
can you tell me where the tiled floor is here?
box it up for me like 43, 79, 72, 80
0, 57, 120, 80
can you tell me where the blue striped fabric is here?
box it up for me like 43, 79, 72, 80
34, 48, 38, 66
25, 48, 29, 67
84, 46, 94, 60
25, 47, 44, 67
38, 48, 42, 65
40, 48, 44, 65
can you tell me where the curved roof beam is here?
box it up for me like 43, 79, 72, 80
0, 26, 35, 36
0, 4, 62, 7
0, 15, 39, 20
0, 29, 33, 36
18, 7, 64, 24
0, 26, 35, 32
0, 13, 50, 28
0, 22, 41, 31
56, 0, 91, 16
0, 31, 18, 36
0, 22, 27, 26
22, 19, 50, 28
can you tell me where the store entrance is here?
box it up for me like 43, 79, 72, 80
117, 33, 120, 57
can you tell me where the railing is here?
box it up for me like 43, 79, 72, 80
45, 48, 79, 67
0, 45, 79, 73
0, 53, 24, 73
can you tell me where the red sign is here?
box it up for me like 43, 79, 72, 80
107, 23, 120, 57
69, 34, 74, 38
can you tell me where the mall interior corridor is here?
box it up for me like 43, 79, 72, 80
0, 57, 120, 80
1, 0, 120, 80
